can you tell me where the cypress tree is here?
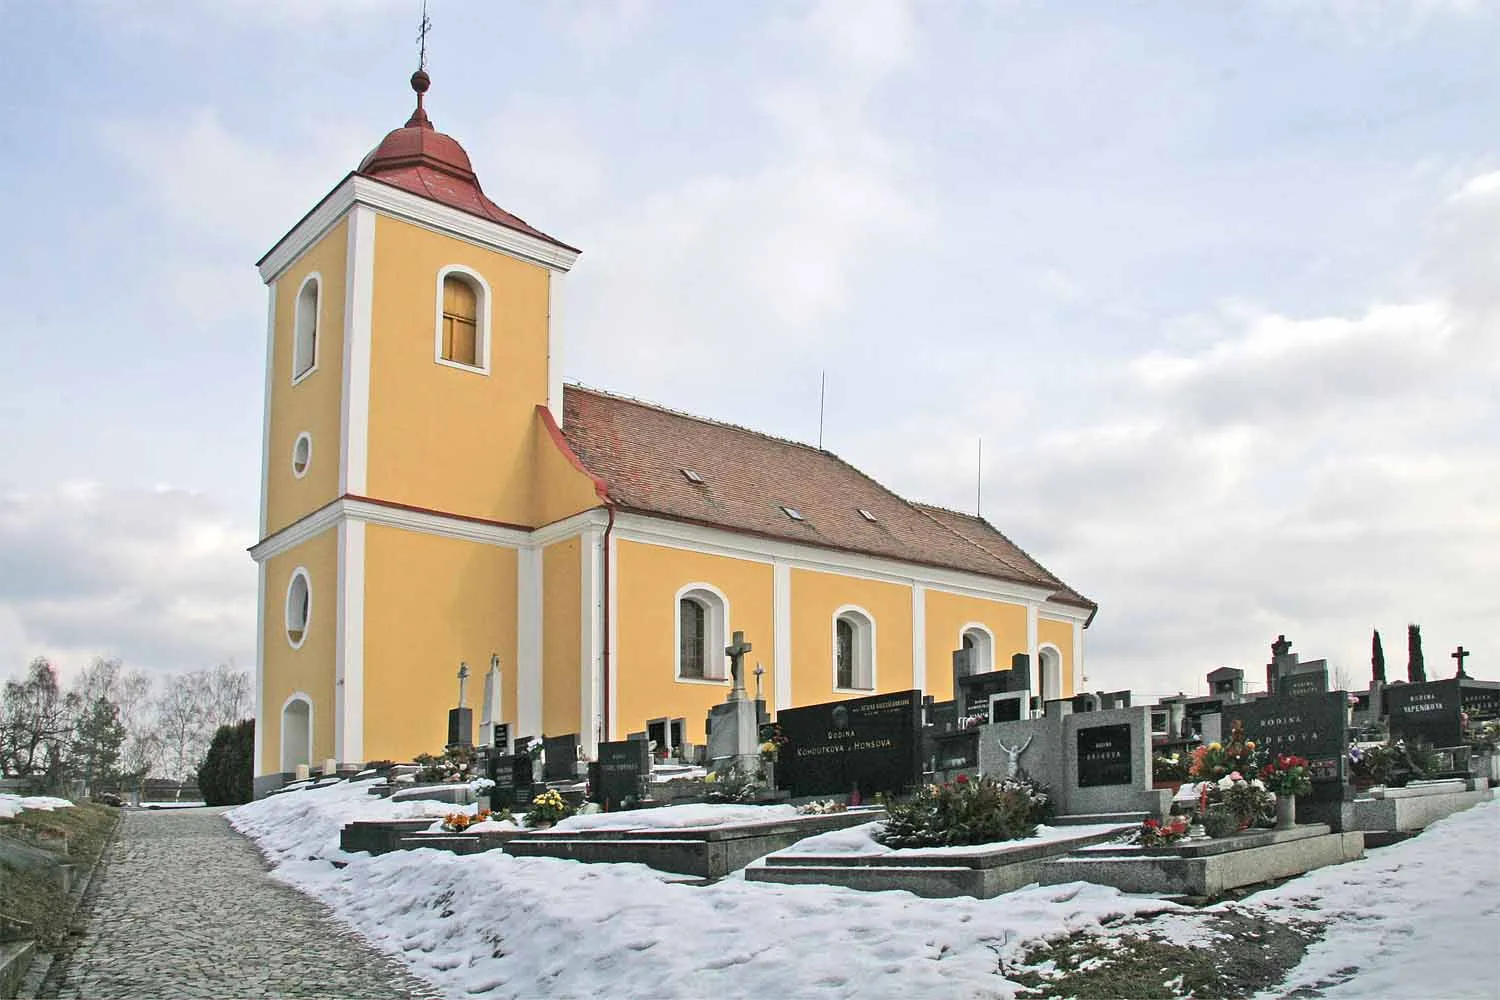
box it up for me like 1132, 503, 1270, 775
1371, 629, 1386, 684
1407, 624, 1426, 684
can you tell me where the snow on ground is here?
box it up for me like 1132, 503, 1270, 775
230, 781, 1500, 1000
549, 802, 799, 833
230, 783, 1180, 999
1244, 795, 1500, 1000
0, 794, 73, 819
769, 821, 1133, 859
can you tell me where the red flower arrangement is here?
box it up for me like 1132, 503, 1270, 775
1138, 815, 1190, 847
1259, 754, 1313, 797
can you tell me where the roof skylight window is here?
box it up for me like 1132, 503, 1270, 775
780, 505, 804, 521
681, 468, 705, 485
857, 508, 877, 523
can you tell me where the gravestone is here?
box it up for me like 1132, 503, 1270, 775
989, 691, 1028, 723
1222, 691, 1349, 817
543, 734, 580, 782
706, 631, 761, 774
448, 662, 473, 750
491, 722, 511, 753
486, 753, 537, 809
1207, 666, 1244, 699
1076, 724, 1133, 787
975, 706, 1168, 819
1183, 700, 1223, 739
1461, 682, 1499, 723
933, 729, 979, 771
1265, 634, 1329, 698
776, 689, 923, 798
478, 657, 503, 748
1385, 679, 1464, 748
589, 739, 651, 807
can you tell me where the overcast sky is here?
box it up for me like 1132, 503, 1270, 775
1, 0, 1495, 701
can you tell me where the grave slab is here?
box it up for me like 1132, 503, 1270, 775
501, 809, 883, 878
746, 823, 1133, 899
338, 819, 447, 855
1038, 824, 1365, 898
1353, 778, 1492, 835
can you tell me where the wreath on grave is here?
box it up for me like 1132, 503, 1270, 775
1137, 815, 1189, 847
876, 773, 1053, 849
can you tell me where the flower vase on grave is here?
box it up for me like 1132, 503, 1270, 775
1275, 794, 1296, 830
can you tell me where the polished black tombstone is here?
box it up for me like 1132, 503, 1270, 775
589, 739, 651, 807
1076, 724, 1133, 787
1386, 679, 1465, 748
542, 733, 580, 783
1223, 692, 1348, 800
447, 707, 473, 750
776, 690, 923, 798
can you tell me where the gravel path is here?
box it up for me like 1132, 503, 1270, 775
46, 807, 439, 999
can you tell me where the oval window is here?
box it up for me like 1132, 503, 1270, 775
292, 432, 312, 478
286, 569, 311, 649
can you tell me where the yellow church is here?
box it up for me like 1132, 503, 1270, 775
250, 70, 1095, 793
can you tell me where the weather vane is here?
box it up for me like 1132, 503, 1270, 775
417, 0, 432, 71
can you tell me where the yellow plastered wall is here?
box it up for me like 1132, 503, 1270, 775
260, 530, 339, 774
366, 214, 551, 524
361, 524, 518, 762
265, 218, 349, 535
789, 569, 914, 705
531, 415, 604, 527
542, 538, 581, 737
923, 590, 1029, 702
613, 540, 775, 744
1038, 618, 1077, 699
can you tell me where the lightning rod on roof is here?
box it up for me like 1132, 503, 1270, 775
976, 437, 982, 516
818, 371, 826, 450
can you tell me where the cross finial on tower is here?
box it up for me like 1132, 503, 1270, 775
417, 0, 432, 71
407, 1, 434, 127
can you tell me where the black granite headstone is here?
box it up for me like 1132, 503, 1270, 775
1223, 692, 1348, 802
990, 693, 1025, 723
1462, 683, 1500, 723
933, 729, 979, 771
447, 707, 473, 748
491, 722, 510, 751
957, 670, 1015, 719
776, 689, 922, 798
486, 752, 535, 809
1281, 670, 1328, 698
1386, 679, 1464, 748
589, 739, 651, 807
1076, 724, 1132, 787
543, 733, 580, 782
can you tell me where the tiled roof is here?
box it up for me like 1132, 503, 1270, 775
560, 386, 1095, 613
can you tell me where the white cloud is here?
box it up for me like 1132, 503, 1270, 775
0, 484, 254, 678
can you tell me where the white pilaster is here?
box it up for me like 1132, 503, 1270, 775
772, 561, 792, 710
335, 519, 366, 765
547, 271, 565, 423
607, 528, 618, 741
254, 561, 266, 775
580, 526, 604, 756
517, 546, 543, 737
911, 581, 927, 693
1073, 619, 1086, 694
258, 285, 277, 538
1026, 603, 1039, 690
341, 204, 376, 495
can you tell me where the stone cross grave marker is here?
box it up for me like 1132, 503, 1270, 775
753, 663, 765, 702
457, 661, 470, 707
726, 631, 752, 700
447, 661, 473, 749
1452, 645, 1470, 679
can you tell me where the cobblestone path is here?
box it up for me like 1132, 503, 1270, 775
48, 807, 438, 999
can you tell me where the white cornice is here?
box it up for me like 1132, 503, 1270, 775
258, 175, 580, 285
610, 511, 1060, 608
250, 498, 601, 563
1039, 605, 1093, 625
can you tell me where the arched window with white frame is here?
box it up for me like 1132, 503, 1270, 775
960, 624, 995, 675
675, 584, 729, 682
292, 273, 320, 381
280, 693, 313, 773
833, 606, 875, 691
435, 266, 491, 372
1039, 644, 1064, 702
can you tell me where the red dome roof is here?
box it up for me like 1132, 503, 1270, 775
355, 71, 576, 253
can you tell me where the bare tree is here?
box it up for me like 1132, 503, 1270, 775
201, 661, 251, 730
0, 659, 72, 783
154, 676, 209, 781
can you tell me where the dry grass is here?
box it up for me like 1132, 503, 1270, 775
0, 803, 121, 950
